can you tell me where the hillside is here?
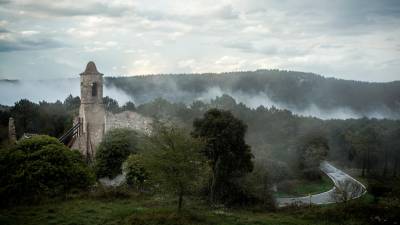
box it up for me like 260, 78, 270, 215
106, 70, 400, 119
1, 70, 399, 119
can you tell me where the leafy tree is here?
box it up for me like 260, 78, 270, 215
192, 108, 253, 203
387, 128, 400, 177
140, 124, 207, 211
345, 125, 380, 177
10, 99, 40, 137
64, 94, 80, 113
122, 101, 136, 111
368, 179, 391, 203
297, 131, 329, 180
238, 163, 276, 208
103, 96, 120, 113
123, 154, 149, 191
95, 128, 138, 178
0, 135, 94, 205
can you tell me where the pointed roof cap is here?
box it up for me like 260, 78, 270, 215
80, 61, 103, 75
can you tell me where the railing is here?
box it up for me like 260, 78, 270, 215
59, 121, 81, 145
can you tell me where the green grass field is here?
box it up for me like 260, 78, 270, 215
275, 175, 333, 198
0, 194, 373, 225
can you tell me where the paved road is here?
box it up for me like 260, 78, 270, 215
276, 161, 367, 207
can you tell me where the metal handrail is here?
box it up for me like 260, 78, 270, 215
59, 121, 81, 143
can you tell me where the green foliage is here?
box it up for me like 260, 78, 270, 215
122, 101, 136, 111
236, 163, 276, 209
105, 70, 400, 116
367, 178, 392, 203
0, 135, 94, 205
0, 196, 388, 225
140, 124, 207, 211
192, 109, 254, 204
103, 96, 121, 113
124, 154, 149, 190
0, 98, 76, 145
63, 94, 80, 113
11, 99, 40, 136
344, 125, 381, 177
95, 128, 138, 178
297, 130, 329, 180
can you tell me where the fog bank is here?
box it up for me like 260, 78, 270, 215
0, 79, 398, 120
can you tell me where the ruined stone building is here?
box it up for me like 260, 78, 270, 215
70, 62, 152, 161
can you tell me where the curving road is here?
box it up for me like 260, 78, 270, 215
276, 161, 367, 207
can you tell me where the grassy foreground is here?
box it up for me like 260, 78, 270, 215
0, 194, 373, 225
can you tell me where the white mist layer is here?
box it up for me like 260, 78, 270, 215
195, 87, 397, 120
0, 79, 133, 106
0, 81, 397, 120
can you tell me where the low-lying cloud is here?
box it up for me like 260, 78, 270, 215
0, 79, 398, 120
0, 79, 132, 106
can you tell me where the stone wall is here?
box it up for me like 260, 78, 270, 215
105, 111, 152, 134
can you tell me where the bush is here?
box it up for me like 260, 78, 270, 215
0, 135, 94, 205
140, 124, 208, 211
95, 128, 138, 179
124, 154, 149, 191
222, 165, 276, 209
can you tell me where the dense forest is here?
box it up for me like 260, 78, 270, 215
1, 83, 400, 224
1, 70, 400, 119
105, 70, 400, 119
1, 93, 399, 180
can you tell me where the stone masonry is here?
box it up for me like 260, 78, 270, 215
72, 62, 152, 161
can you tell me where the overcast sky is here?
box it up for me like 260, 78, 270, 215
0, 0, 399, 81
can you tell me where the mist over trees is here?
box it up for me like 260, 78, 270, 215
104, 70, 400, 119
1, 70, 400, 119
192, 109, 253, 204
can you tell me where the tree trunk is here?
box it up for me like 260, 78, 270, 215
393, 156, 398, 178
178, 190, 183, 212
362, 155, 366, 177
382, 150, 388, 177
366, 149, 371, 175
210, 157, 220, 204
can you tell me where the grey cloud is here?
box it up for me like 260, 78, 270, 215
0, 0, 10, 5
241, 0, 400, 36
0, 36, 64, 52
212, 5, 239, 20
134, 4, 238, 24
224, 40, 309, 56
8, 1, 129, 17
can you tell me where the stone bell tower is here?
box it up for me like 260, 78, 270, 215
74, 61, 105, 161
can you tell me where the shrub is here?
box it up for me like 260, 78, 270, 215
0, 135, 94, 205
95, 128, 138, 178
124, 154, 149, 191
140, 125, 207, 211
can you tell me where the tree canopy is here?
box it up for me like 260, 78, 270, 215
139, 124, 207, 211
95, 128, 139, 178
192, 108, 253, 203
0, 135, 94, 205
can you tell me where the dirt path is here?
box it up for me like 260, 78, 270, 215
276, 161, 367, 207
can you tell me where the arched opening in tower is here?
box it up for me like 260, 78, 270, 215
91, 82, 97, 97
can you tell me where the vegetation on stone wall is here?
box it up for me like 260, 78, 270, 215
95, 128, 139, 178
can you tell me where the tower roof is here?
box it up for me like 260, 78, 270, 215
80, 61, 102, 75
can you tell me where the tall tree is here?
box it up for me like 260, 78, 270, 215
95, 128, 138, 178
388, 128, 400, 177
345, 125, 380, 177
141, 124, 207, 211
297, 131, 329, 180
192, 108, 253, 203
